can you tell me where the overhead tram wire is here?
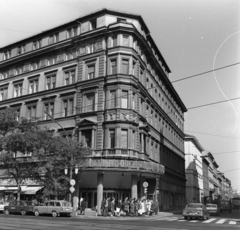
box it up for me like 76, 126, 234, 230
171, 62, 240, 84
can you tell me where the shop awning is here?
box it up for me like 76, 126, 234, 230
21, 186, 43, 195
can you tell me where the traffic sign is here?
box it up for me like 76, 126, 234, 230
69, 186, 75, 193
70, 179, 76, 186
143, 182, 148, 188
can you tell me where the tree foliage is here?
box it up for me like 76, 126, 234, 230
0, 108, 88, 200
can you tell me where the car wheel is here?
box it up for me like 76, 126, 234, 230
203, 215, 207, 220
67, 213, 71, 217
5, 209, 9, 215
21, 210, 26, 216
34, 210, 40, 217
52, 211, 58, 217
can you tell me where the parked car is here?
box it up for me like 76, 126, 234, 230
33, 200, 72, 217
4, 200, 34, 215
206, 203, 220, 216
182, 203, 209, 220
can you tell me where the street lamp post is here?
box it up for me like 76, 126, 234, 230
44, 110, 78, 215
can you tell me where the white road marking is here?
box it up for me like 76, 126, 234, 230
178, 219, 186, 222
203, 218, 216, 223
229, 221, 236, 225
216, 219, 227, 224
189, 220, 198, 222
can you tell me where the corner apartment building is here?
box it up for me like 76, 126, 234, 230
184, 134, 204, 203
0, 9, 187, 212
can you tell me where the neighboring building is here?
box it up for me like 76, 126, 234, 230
184, 134, 204, 203
202, 151, 219, 203
0, 9, 187, 212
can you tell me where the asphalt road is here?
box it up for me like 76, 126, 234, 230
0, 211, 239, 230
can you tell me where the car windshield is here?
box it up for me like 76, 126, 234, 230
61, 202, 71, 207
207, 204, 217, 207
186, 204, 202, 208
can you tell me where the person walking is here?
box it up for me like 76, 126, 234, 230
110, 198, 115, 217
116, 199, 122, 216
81, 198, 87, 215
134, 199, 140, 216
123, 197, 129, 216
101, 198, 106, 216
103, 198, 109, 217
130, 199, 135, 216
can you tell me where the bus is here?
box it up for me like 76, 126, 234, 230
232, 197, 240, 210
220, 199, 232, 213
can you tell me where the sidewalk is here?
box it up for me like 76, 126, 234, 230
72, 210, 182, 220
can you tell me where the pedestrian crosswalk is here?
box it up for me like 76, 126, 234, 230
150, 216, 239, 225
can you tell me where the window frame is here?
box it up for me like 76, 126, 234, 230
62, 97, 74, 117
45, 73, 56, 90
13, 82, 23, 98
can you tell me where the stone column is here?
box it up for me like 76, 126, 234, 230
131, 174, 138, 199
97, 173, 104, 215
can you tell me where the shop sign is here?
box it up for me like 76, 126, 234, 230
87, 159, 165, 175
143, 182, 148, 188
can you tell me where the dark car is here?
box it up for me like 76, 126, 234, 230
4, 200, 34, 215
182, 203, 210, 220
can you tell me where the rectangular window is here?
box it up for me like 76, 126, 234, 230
111, 59, 117, 74
87, 65, 95, 79
81, 130, 92, 148
44, 102, 54, 120
132, 61, 136, 76
63, 98, 74, 117
132, 93, 135, 110
121, 91, 128, 109
54, 33, 59, 42
46, 74, 56, 90
49, 35, 54, 45
110, 90, 116, 109
64, 69, 75, 85
13, 83, 23, 97
90, 19, 97, 30
0, 88, 8, 101
67, 29, 72, 38
123, 35, 129, 47
112, 36, 117, 47
121, 59, 129, 74
121, 129, 128, 149
17, 46, 21, 55
117, 18, 127, 23
14, 109, 20, 121
132, 130, 135, 149
85, 94, 95, 112
29, 79, 38, 94
109, 129, 115, 148
27, 105, 37, 120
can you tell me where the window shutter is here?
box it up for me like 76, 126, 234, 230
121, 91, 128, 109
110, 91, 116, 108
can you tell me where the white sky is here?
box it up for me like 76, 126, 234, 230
0, 0, 240, 191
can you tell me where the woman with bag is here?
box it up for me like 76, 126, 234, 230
116, 199, 122, 216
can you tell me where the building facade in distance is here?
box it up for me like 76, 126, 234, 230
184, 134, 204, 203
0, 9, 187, 212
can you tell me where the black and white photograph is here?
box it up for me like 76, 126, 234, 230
0, 0, 239, 229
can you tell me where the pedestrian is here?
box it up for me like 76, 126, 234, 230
110, 198, 115, 217
122, 197, 129, 216
116, 199, 122, 216
130, 198, 135, 216
79, 197, 83, 215
81, 198, 87, 215
134, 199, 140, 216
101, 198, 106, 216
103, 198, 109, 217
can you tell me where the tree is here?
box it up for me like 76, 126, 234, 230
38, 136, 89, 199
0, 108, 88, 201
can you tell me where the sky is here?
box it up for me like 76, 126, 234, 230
0, 0, 240, 191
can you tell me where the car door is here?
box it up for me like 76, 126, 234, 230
48, 201, 55, 214
40, 202, 48, 214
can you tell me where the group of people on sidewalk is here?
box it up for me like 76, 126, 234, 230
100, 197, 158, 217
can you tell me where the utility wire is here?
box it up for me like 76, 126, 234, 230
185, 130, 240, 140
212, 151, 240, 155
187, 96, 240, 110
171, 62, 240, 83
222, 168, 240, 173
